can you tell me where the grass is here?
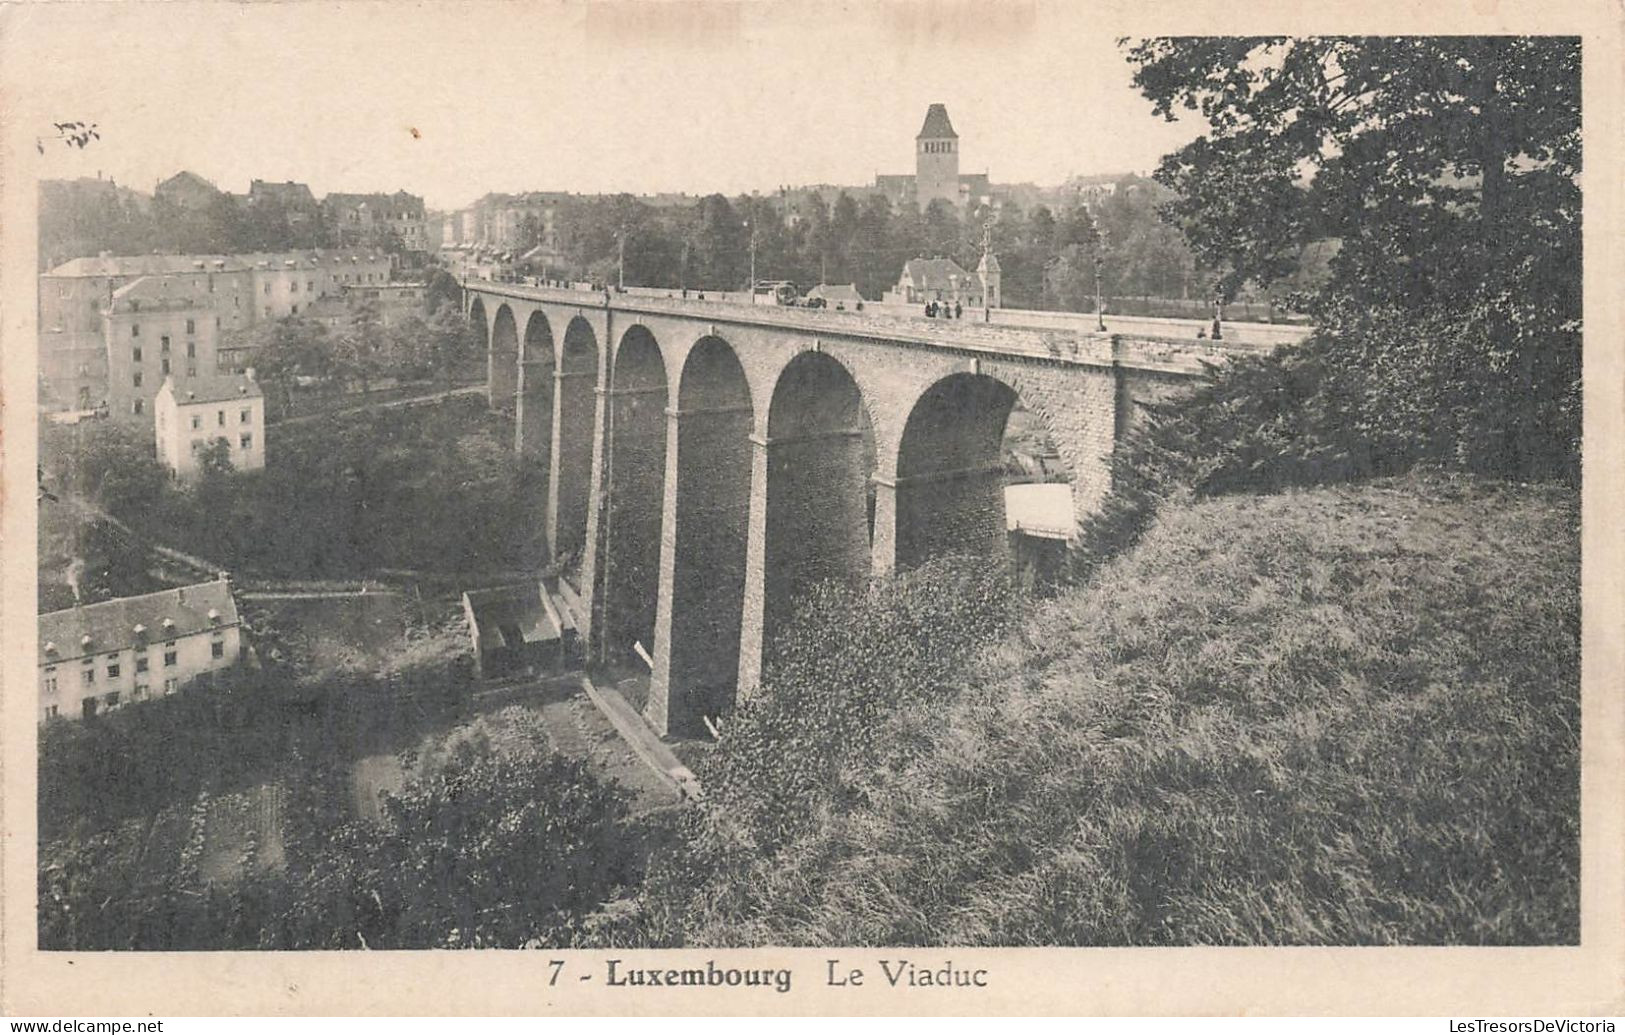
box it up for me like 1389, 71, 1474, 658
674, 473, 1580, 946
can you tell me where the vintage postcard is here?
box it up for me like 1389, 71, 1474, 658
1, 0, 1621, 1017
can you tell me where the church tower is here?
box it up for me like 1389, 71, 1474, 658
915, 103, 961, 211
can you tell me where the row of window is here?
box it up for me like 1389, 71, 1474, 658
132, 359, 197, 386
188, 408, 254, 429
43, 642, 187, 692
922, 140, 955, 154
42, 678, 183, 720
189, 433, 253, 452
130, 319, 215, 339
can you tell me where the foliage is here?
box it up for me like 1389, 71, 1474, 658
117, 395, 547, 579
40, 713, 636, 950
627, 558, 1018, 945
541, 179, 1232, 311
280, 734, 635, 949
1125, 36, 1581, 479
652, 475, 1580, 946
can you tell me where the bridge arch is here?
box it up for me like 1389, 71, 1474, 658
760, 350, 876, 657
652, 335, 755, 730
488, 304, 519, 413
518, 311, 556, 459
551, 316, 601, 566
891, 370, 1073, 572
596, 324, 669, 662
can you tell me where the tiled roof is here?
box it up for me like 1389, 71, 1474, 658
39, 578, 240, 665
46, 254, 248, 277
807, 283, 866, 304
901, 257, 979, 292
161, 373, 263, 404
917, 103, 957, 140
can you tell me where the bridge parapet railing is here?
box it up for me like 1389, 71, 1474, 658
461, 278, 1268, 374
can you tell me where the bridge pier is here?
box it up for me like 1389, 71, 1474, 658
648, 402, 753, 736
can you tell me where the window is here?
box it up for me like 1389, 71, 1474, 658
185, 318, 195, 334
216, 316, 222, 329
131, 323, 140, 337
211, 640, 225, 659
132, 399, 143, 415
82, 666, 94, 685
132, 346, 142, 363
162, 358, 171, 375
133, 372, 143, 387
135, 656, 149, 673
44, 705, 58, 720
133, 685, 148, 700
161, 335, 170, 351
187, 340, 196, 358
191, 415, 202, 430
106, 661, 120, 679
208, 275, 215, 294
263, 283, 271, 295
307, 280, 315, 292
43, 671, 57, 694
240, 408, 250, 424
163, 644, 177, 667
217, 410, 225, 426
104, 692, 120, 708
240, 433, 253, 451
163, 677, 178, 694
291, 280, 299, 293
291, 304, 298, 315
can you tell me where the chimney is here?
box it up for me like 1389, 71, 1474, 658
176, 587, 186, 605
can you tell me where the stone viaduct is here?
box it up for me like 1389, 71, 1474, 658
462, 281, 1258, 736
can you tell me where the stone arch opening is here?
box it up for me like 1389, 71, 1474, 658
894, 372, 1072, 587
518, 311, 555, 459
551, 316, 599, 568
763, 351, 876, 653
597, 324, 668, 663
662, 335, 754, 728
488, 304, 519, 413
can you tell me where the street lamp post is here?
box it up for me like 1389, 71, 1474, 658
744, 218, 757, 301
1093, 252, 1106, 332
616, 224, 625, 292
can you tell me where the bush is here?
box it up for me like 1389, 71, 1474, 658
660, 476, 1579, 946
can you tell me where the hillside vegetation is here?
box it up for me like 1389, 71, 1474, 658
656, 474, 1579, 946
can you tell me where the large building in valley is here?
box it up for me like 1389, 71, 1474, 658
37, 576, 244, 723
39, 249, 392, 419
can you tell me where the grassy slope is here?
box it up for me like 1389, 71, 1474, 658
692, 474, 1579, 946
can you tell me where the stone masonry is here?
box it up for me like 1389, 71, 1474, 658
466, 283, 1227, 737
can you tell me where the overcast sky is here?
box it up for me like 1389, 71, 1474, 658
7, 1, 1204, 211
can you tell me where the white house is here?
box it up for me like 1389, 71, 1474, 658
38, 575, 245, 723
155, 373, 265, 480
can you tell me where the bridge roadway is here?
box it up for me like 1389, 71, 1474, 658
462, 277, 1269, 737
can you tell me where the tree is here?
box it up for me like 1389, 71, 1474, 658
333, 302, 385, 395
223, 316, 331, 418
1125, 37, 1580, 478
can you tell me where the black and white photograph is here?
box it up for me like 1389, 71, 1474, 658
1, 0, 1619, 1018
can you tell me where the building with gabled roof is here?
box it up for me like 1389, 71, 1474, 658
37, 575, 244, 722
155, 170, 224, 212
155, 373, 265, 479
885, 256, 986, 308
